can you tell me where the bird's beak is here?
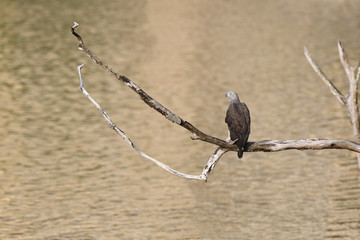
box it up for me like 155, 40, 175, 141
224, 93, 228, 97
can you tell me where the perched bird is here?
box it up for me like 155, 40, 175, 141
225, 91, 251, 158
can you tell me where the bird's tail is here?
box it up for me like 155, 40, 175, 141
237, 150, 243, 158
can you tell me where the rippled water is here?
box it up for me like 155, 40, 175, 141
1, 0, 360, 239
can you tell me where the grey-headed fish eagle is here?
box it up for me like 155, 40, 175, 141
225, 91, 251, 158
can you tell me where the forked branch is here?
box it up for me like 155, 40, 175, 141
76, 65, 360, 181
77, 64, 227, 181
72, 22, 360, 180
305, 42, 360, 168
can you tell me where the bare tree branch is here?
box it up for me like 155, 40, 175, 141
73, 22, 360, 179
77, 64, 360, 182
338, 41, 354, 82
339, 41, 360, 169
246, 139, 360, 153
304, 47, 347, 106
77, 64, 201, 180
71, 22, 234, 150
305, 42, 360, 169
338, 41, 360, 143
202, 147, 229, 182
77, 64, 231, 181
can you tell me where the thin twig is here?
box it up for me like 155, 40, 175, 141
202, 147, 229, 182
304, 47, 347, 106
338, 41, 354, 83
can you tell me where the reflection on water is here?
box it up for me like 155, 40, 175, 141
1, 0, 360, 239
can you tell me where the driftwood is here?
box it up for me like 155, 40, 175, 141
72, 22, 360, 181
304, 43, 360, 168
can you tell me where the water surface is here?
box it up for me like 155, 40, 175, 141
1, 0, 360, 239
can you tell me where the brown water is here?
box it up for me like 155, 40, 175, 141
1, 0, 360, 239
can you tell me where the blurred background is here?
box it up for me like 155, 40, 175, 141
1, 0, 360, 239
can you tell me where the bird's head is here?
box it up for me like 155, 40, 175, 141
225, 91, 239, 101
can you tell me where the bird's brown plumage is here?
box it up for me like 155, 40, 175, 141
225, 92, 251, 158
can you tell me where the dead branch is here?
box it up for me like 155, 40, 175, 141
72, 22, 360, 180
304, 47, 346, 106
71, 22, 234, 150
77, 64, 360, 181
77, 64, 227, 181
305, 42, 360, 168
246, 139, 360, 153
